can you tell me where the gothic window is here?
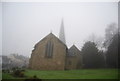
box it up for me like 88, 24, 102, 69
45, 41, 54, 58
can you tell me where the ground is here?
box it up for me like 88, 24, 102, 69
2, 69, 119, 79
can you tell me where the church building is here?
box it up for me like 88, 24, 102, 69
29, 19, 83, 70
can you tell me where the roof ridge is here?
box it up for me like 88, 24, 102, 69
34, 33, 67, 48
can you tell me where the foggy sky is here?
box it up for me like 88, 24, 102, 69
2, 2, 118, 57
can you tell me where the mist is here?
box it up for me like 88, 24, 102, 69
2, 2, 118, 57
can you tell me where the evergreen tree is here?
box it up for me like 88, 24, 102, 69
106, 33, 119, 68
82, 41, 105, 68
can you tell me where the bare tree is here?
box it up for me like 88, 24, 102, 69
104, 23, 118, 49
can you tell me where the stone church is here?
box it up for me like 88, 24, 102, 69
29, 20, 83, 70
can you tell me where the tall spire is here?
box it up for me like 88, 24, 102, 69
59, 18, 66, 44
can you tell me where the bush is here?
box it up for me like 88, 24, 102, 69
19, 72, 25, 77
13, 69, 25, 77
2, 69, 10, 73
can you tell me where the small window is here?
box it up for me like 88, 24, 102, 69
45, 41, 54, 58
68, 61, 72, 65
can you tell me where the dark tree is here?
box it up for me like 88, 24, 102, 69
106, 33, 119, 68
98, 51, 106, 68
81, 41, 105, 68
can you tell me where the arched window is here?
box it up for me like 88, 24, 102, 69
45, 41, 54, 58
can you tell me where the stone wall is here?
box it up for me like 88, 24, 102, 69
29, 33, 67, 70
65, 57, 79, 70
65, 45, 83, 70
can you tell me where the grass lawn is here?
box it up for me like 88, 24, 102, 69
25, 69, 118, 79
2, 73, 15, 79
2, 69, 119, 79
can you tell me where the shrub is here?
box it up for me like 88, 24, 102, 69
13, 69, 25, 77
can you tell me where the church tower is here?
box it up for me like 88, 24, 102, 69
59, 19, 66, 44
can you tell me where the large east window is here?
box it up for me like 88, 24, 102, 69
45, 41, 54, 58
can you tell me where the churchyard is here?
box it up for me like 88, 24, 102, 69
2, 69, 118, 79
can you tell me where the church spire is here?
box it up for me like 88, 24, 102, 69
59, 18, 66, 44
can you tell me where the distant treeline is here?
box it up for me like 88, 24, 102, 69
1, 54, 29, 70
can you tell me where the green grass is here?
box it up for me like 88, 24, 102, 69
24, 69, 118, 79
2, 73, 15, 79
2, 69, 119, 79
